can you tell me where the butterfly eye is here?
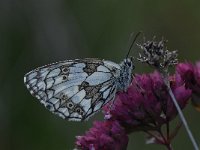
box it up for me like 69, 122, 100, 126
67, 102, 74, 109
127, 61, 132, 67
124, 59, 132, 67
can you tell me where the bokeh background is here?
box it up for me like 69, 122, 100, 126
1, 0, 200, 150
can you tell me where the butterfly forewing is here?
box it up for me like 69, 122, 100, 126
24, 58, 121, 121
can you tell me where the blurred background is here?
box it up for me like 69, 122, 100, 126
0, 0, 200, 150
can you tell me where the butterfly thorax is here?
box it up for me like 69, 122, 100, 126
117, 58, 134, 92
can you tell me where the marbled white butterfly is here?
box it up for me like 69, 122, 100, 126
24, 33, 140, 121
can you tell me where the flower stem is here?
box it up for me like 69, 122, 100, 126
166, 121, 170, 141
166, 143, 173, 150
158, 129, 173, 150
163, 74, 199, 150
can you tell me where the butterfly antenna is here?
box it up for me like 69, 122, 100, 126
126, 31, 142, 59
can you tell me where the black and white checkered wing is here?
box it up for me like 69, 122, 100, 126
24, 58, 121, 121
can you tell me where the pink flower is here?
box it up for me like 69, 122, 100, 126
75, 121, 128, 150
103, 71, 191, 133
177, 62, 200, 110
75, 70, 193, 149
177, 62, 200, 93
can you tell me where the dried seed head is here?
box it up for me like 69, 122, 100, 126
137, 38, 178, 70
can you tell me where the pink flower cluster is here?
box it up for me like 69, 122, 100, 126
75, 62, 200, 150
177, 62, 200, 110
76, 121, 128, 150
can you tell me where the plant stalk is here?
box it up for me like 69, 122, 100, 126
163, 72, 199, 150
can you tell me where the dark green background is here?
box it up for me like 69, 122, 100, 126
0, 0, 200, 150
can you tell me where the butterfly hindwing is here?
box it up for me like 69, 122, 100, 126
24, 58, 121, 121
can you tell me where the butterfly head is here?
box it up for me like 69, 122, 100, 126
123, 57, 134, 70
117, 57, 134, 92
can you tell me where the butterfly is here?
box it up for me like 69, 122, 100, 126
24, 33, 140, 121
24, 58, 134, 121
